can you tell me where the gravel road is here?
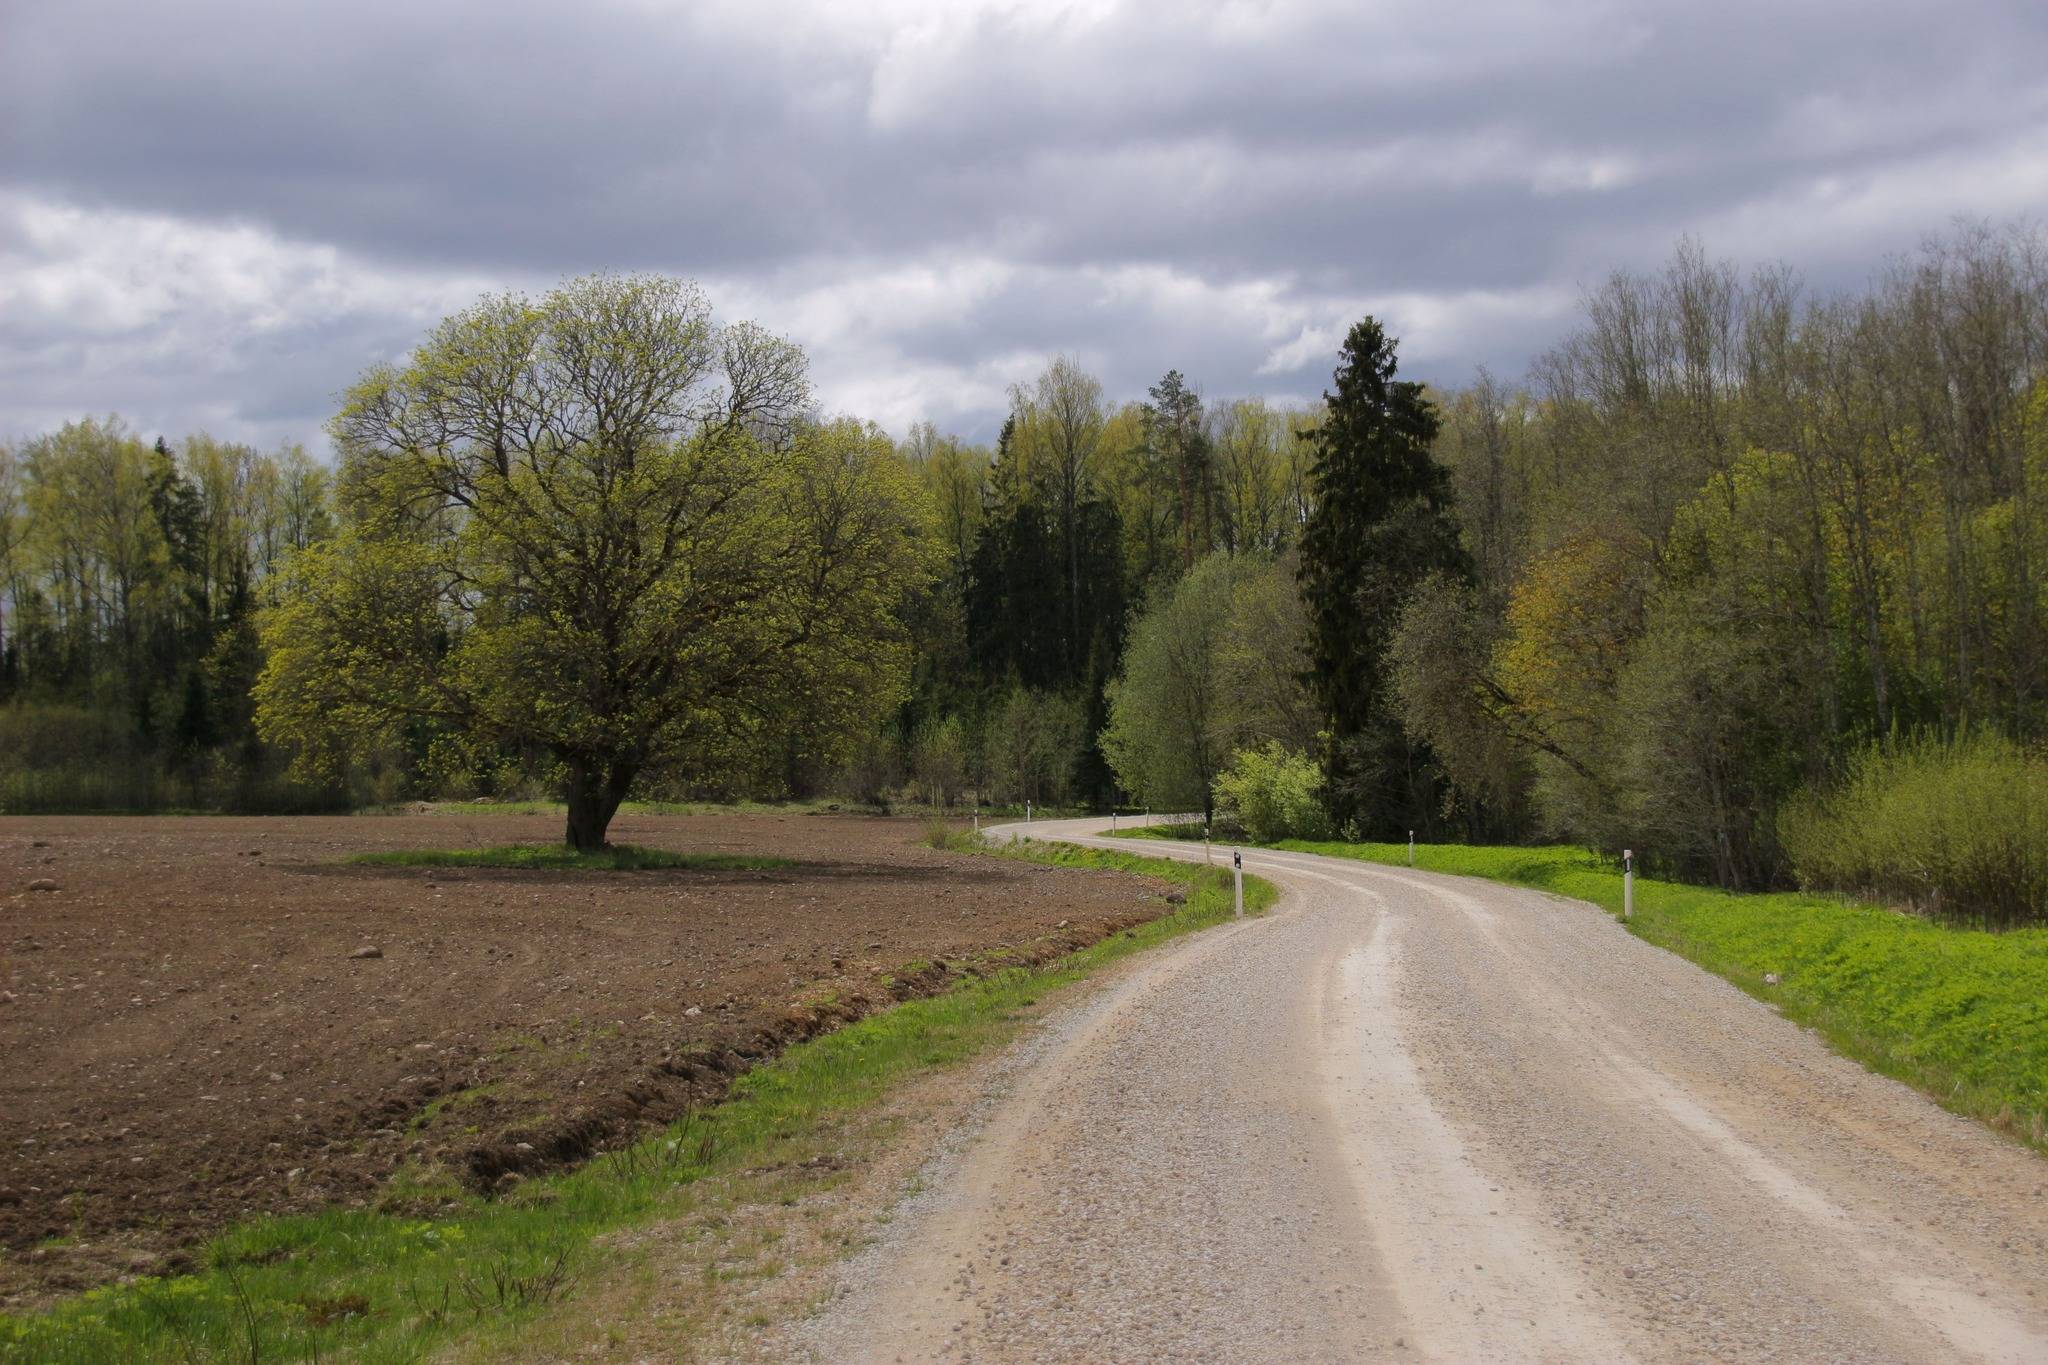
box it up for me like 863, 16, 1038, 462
803, 819, 2048, 1363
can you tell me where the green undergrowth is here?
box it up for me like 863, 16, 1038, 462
0, 842, 1271, 1363
349, 844, 791, 872
1248, 835, 2048, 1151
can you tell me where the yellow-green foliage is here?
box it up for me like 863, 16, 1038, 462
1779, 732, 2046, 927
1212, 742, 1330, 842
254, 276, 939, 842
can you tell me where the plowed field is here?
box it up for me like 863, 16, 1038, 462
0, 811, 1164, 1306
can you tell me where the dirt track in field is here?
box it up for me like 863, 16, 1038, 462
0, 811, 1165, 1306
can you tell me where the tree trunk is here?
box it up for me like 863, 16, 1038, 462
564, 757, 637, 852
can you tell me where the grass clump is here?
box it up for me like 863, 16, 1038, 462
0, 842, 1270, 1363
350, 844, 791, 872
923, 817, 994, 852
1253, 835, 2048, 1151
1779, 730, 2046, 927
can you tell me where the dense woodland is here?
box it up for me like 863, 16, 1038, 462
1400, 226, 2045, 906
0, 225, 2041, 913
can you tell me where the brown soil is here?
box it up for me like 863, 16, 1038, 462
0, 811, 1165, 1306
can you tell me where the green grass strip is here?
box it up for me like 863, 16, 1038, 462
348, 844, 791, 872
0, 843, 1273, 1364
1243, 836, 2048, 1152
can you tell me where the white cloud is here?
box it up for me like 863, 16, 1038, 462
1256, 284, 1577, 376
0, 193, 511, 446
1690, 125, 2048, 266
0, 193, 507, 340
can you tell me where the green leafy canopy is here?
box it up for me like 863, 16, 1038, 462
255, 275, 938, 847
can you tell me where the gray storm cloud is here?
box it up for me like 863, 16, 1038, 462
2, 0, 2045, 447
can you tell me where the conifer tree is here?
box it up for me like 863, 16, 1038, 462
1142, 370, 1209, 571
1297, 318, 1469, 835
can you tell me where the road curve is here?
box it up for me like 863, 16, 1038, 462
802, 818, 2048, 1363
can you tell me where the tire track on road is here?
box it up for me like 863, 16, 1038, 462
799, 820, 2048, 1363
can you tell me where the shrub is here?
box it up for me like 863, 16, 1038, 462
1779, 731, 2046, 927
1212, 743, 1331, 844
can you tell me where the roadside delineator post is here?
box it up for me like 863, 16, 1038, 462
1111, 810, 1117, 832
1623, 848, 1634, 920
1408, 830, 1415, 866
1233, 849, 1244, 918
1026, 800, 1032, 824
1205, 825, 1213, 864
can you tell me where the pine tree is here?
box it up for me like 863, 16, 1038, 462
1297, 318, 1469, 835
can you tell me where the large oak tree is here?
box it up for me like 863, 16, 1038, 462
256, 275, 936, 850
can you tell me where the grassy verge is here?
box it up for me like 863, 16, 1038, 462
348, 844, 791, 872
1169, 832, 2047, 1151
0, 842, 1273, 1363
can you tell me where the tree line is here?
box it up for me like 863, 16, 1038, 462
0, 420, 333, 809
1394, 226, 2045, 898
1097, 224, 2039, 916
0, 225, 2039, 909
0, 276, 1324, 844
1069, 223, 2043, 915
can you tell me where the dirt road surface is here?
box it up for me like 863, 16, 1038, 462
806, 818, 2048, 1363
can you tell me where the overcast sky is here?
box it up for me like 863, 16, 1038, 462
4, 0, 2046, 451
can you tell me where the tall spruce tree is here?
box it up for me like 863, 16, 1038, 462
1142, 370, 1210, 571
1297, 318, 1469, 835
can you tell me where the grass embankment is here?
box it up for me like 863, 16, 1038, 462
350, 844, 791, 872
1228, 834, 2048, 1150
1, 842, 1274, 1363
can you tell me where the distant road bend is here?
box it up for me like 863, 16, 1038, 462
807, 816, 2048, 1364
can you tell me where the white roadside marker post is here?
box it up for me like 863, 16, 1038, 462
973, 807, 979, 834
1623, 848, 1634, 921
1111, 810, 1117, 833
1409, 830, 1415, 866
1233, 849, 1244, 918
1026, 799, 1032, 825
1205, 825, 1213, 864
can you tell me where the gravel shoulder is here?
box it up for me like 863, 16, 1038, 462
802, 819, 2048, 1364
